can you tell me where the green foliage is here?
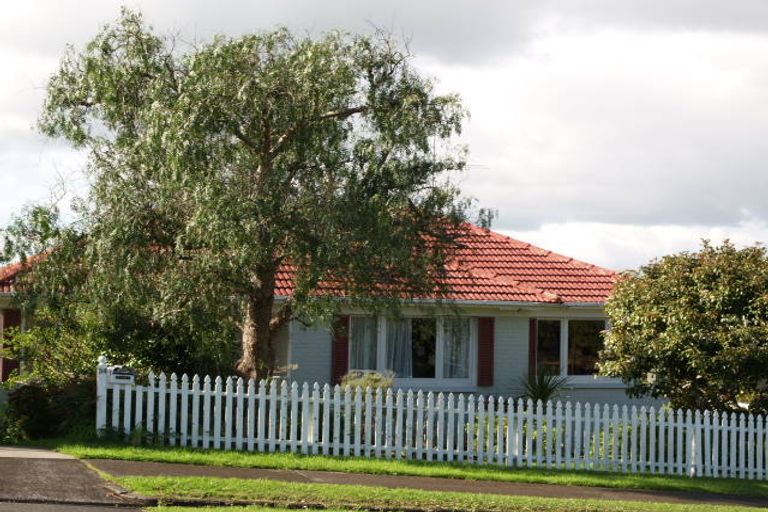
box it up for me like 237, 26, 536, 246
340, 370, 395, 390
0, 206, 240, 382
0, 378, 96, 442
25, 8, 471, 378
601, 240, 768, 414
517, 370, 569, 403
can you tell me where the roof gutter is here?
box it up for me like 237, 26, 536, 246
397, 299, 606, 309
274, 295, 605, 309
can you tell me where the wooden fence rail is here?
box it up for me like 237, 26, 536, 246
95, 356, 767, 479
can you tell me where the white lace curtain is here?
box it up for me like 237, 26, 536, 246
350, 317, 377, 370
443, 318, 470, 378
351, 316, 471, 379
386, 318, 413, 378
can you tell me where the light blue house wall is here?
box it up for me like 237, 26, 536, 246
279, 311, 661, 407
488, 316, 528, 397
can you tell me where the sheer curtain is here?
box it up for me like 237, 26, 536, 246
350, 317, 377, 370
443, 318, 470, 378
385, 318, 412, 378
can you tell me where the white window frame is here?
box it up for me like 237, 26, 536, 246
349, 315, 478, 390
538, 317, 615, 386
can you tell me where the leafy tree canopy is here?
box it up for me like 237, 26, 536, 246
600, 241, 768, 414
5, 9, 471, 379
1, 204, 242, 382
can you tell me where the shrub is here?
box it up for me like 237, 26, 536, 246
341, 370, 395, 391
603, 241, 768, 413
0, 377, 96, 442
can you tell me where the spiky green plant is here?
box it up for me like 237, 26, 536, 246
518, 370, 569, 403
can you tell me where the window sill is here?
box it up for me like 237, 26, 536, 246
563, 376, 626, 389
393, 378, 476, 393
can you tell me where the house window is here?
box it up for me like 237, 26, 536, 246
410, 318, 437, 378
385, 318, 413, 377
443, 318, 470, 379
350, 316, 475, 384
568, 320, 604, 375
536, 318, 606, 377
350, 316, 377, 371
536, 320, 561, 375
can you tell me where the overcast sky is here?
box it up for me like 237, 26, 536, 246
2, 1, 768, 270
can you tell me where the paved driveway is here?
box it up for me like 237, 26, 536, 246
0, 447, 143, 511
0, 504, 139, 512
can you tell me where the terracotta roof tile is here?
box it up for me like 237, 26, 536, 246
0, 224, 617, 304
0, 256, 44, 294
0, 261, 24, 293
275, 223, 616, 304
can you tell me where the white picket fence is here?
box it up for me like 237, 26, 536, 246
96, 357, 768, 479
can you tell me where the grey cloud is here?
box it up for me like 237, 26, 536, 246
7, 2, 768, 68
3, 0, 768, 241
0, 1, 539, 65
556, 0, 768, 36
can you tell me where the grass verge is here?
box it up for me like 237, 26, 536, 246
152, 508, 349, 512
56, 442, 768, 498
118, 475, 766, 512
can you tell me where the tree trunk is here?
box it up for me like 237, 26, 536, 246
235, 292, 275, 380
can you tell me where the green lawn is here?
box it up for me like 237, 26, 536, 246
56, 442, 768, 498
119, 475, 765, 512
152, 508, 350, 512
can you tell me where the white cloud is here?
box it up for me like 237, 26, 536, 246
2, 1, 768, 270
506, 218, 768, 271
420, 28, 768, 230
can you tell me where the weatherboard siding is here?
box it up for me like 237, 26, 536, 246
287, 319, 333, 385
562, 386, 662, 407
490, 315, 528, 397
272, 323, 290, 375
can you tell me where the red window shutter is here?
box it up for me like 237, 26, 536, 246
477, 317, 494, 387
331, 315, 350, 385
528, 318, 538, 377
1, 309, 21, 382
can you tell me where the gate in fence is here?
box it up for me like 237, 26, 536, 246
96, 356, 767, 479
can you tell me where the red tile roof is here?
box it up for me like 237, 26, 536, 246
0, 224, 617, 304
275, 223, 616, 304
0, 260, 26, 294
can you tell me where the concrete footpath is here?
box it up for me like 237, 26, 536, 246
89, 457, 768, 509
0, 447, 144, 511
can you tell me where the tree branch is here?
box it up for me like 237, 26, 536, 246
233, 126, 259, 150
267, 105, 368, 158
269, 300, 293, 334
318, 105, 368, 120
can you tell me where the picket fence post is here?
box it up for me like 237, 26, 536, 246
191, 375, 200, 447
395, 390, 404, 460
321, 384, 331, 455
180, 374, 189, 447
168, 373, 178, 446
246, 379, 256, 452
96, 356, 109, 435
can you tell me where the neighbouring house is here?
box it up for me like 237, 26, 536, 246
0, 224, 651, 404
271, 223, 650, 405
0, 261, 26, 382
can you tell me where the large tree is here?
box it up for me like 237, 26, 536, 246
34, 10, 470, 378
1, 204, 242, 380
600, 241, 768, 414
